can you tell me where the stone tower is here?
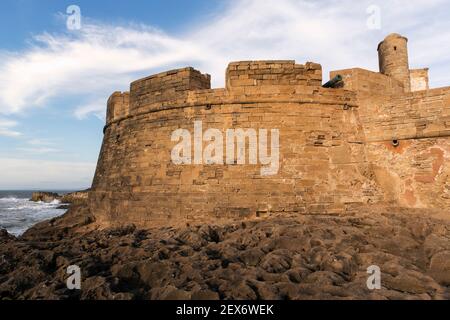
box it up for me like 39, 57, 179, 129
378, 33, 411, 92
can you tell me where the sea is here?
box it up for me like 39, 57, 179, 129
0, 190, 73, 236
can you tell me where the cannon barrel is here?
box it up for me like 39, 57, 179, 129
322, 74, 343, 88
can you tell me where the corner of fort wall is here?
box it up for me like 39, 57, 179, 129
330, 66, 450, 209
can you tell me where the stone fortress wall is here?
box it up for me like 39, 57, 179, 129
331, 33, 450, 210
90, 33, 450, 228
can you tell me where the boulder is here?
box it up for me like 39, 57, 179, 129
30, 192, 60, 203
0, 229, 15, 242
429, 251, 450, 285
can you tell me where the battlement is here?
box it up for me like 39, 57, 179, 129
105, 61, 327, 126
410, 68, 430, 92
130, 67, 211, 112
106, 91, 130, 124
226, 60, 322, 89
330, 68, 405, 95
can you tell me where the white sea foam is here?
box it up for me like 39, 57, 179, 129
0, 197, 28, 202
0, 193, 67, 236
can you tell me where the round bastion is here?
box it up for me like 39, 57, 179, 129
89, 60, 383, 228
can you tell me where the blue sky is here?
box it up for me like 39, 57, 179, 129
0, 0, 449, 190
0, 0, 224, 189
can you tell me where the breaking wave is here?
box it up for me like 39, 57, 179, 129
0, 193, 68, 236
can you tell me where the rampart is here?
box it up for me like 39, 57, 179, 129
89, 34, 450, 228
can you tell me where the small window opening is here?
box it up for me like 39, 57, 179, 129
392, 139, 400, 147
394, 46, 397, 51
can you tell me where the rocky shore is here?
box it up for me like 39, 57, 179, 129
30, 190, 90, 208
0, 205, 449, 300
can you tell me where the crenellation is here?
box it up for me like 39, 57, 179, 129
106, 91, 130, 123
226, 60, 322, 90
129, 67, 211, 114
410, 68, 429, 92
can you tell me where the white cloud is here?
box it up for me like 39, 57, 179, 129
74, 98, 107, 120
27, 138, 57, 146
16, 147, 60, 154
13, 139, 61, 155
0, 118, 21, 137
0, 23, 200, 116
0, 0, 448, 118
0, 158, 96, 190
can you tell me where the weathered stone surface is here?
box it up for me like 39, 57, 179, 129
87, 34, 449, 229
60, 190, 90, 205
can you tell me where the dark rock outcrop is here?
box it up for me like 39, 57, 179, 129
30, 190, 90, 206
0, 206, 449, 300
30, 192, 60, 203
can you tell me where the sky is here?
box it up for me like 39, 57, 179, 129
0, 0, 449, 190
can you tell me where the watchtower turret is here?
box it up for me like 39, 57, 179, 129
378, 33, 411, 92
